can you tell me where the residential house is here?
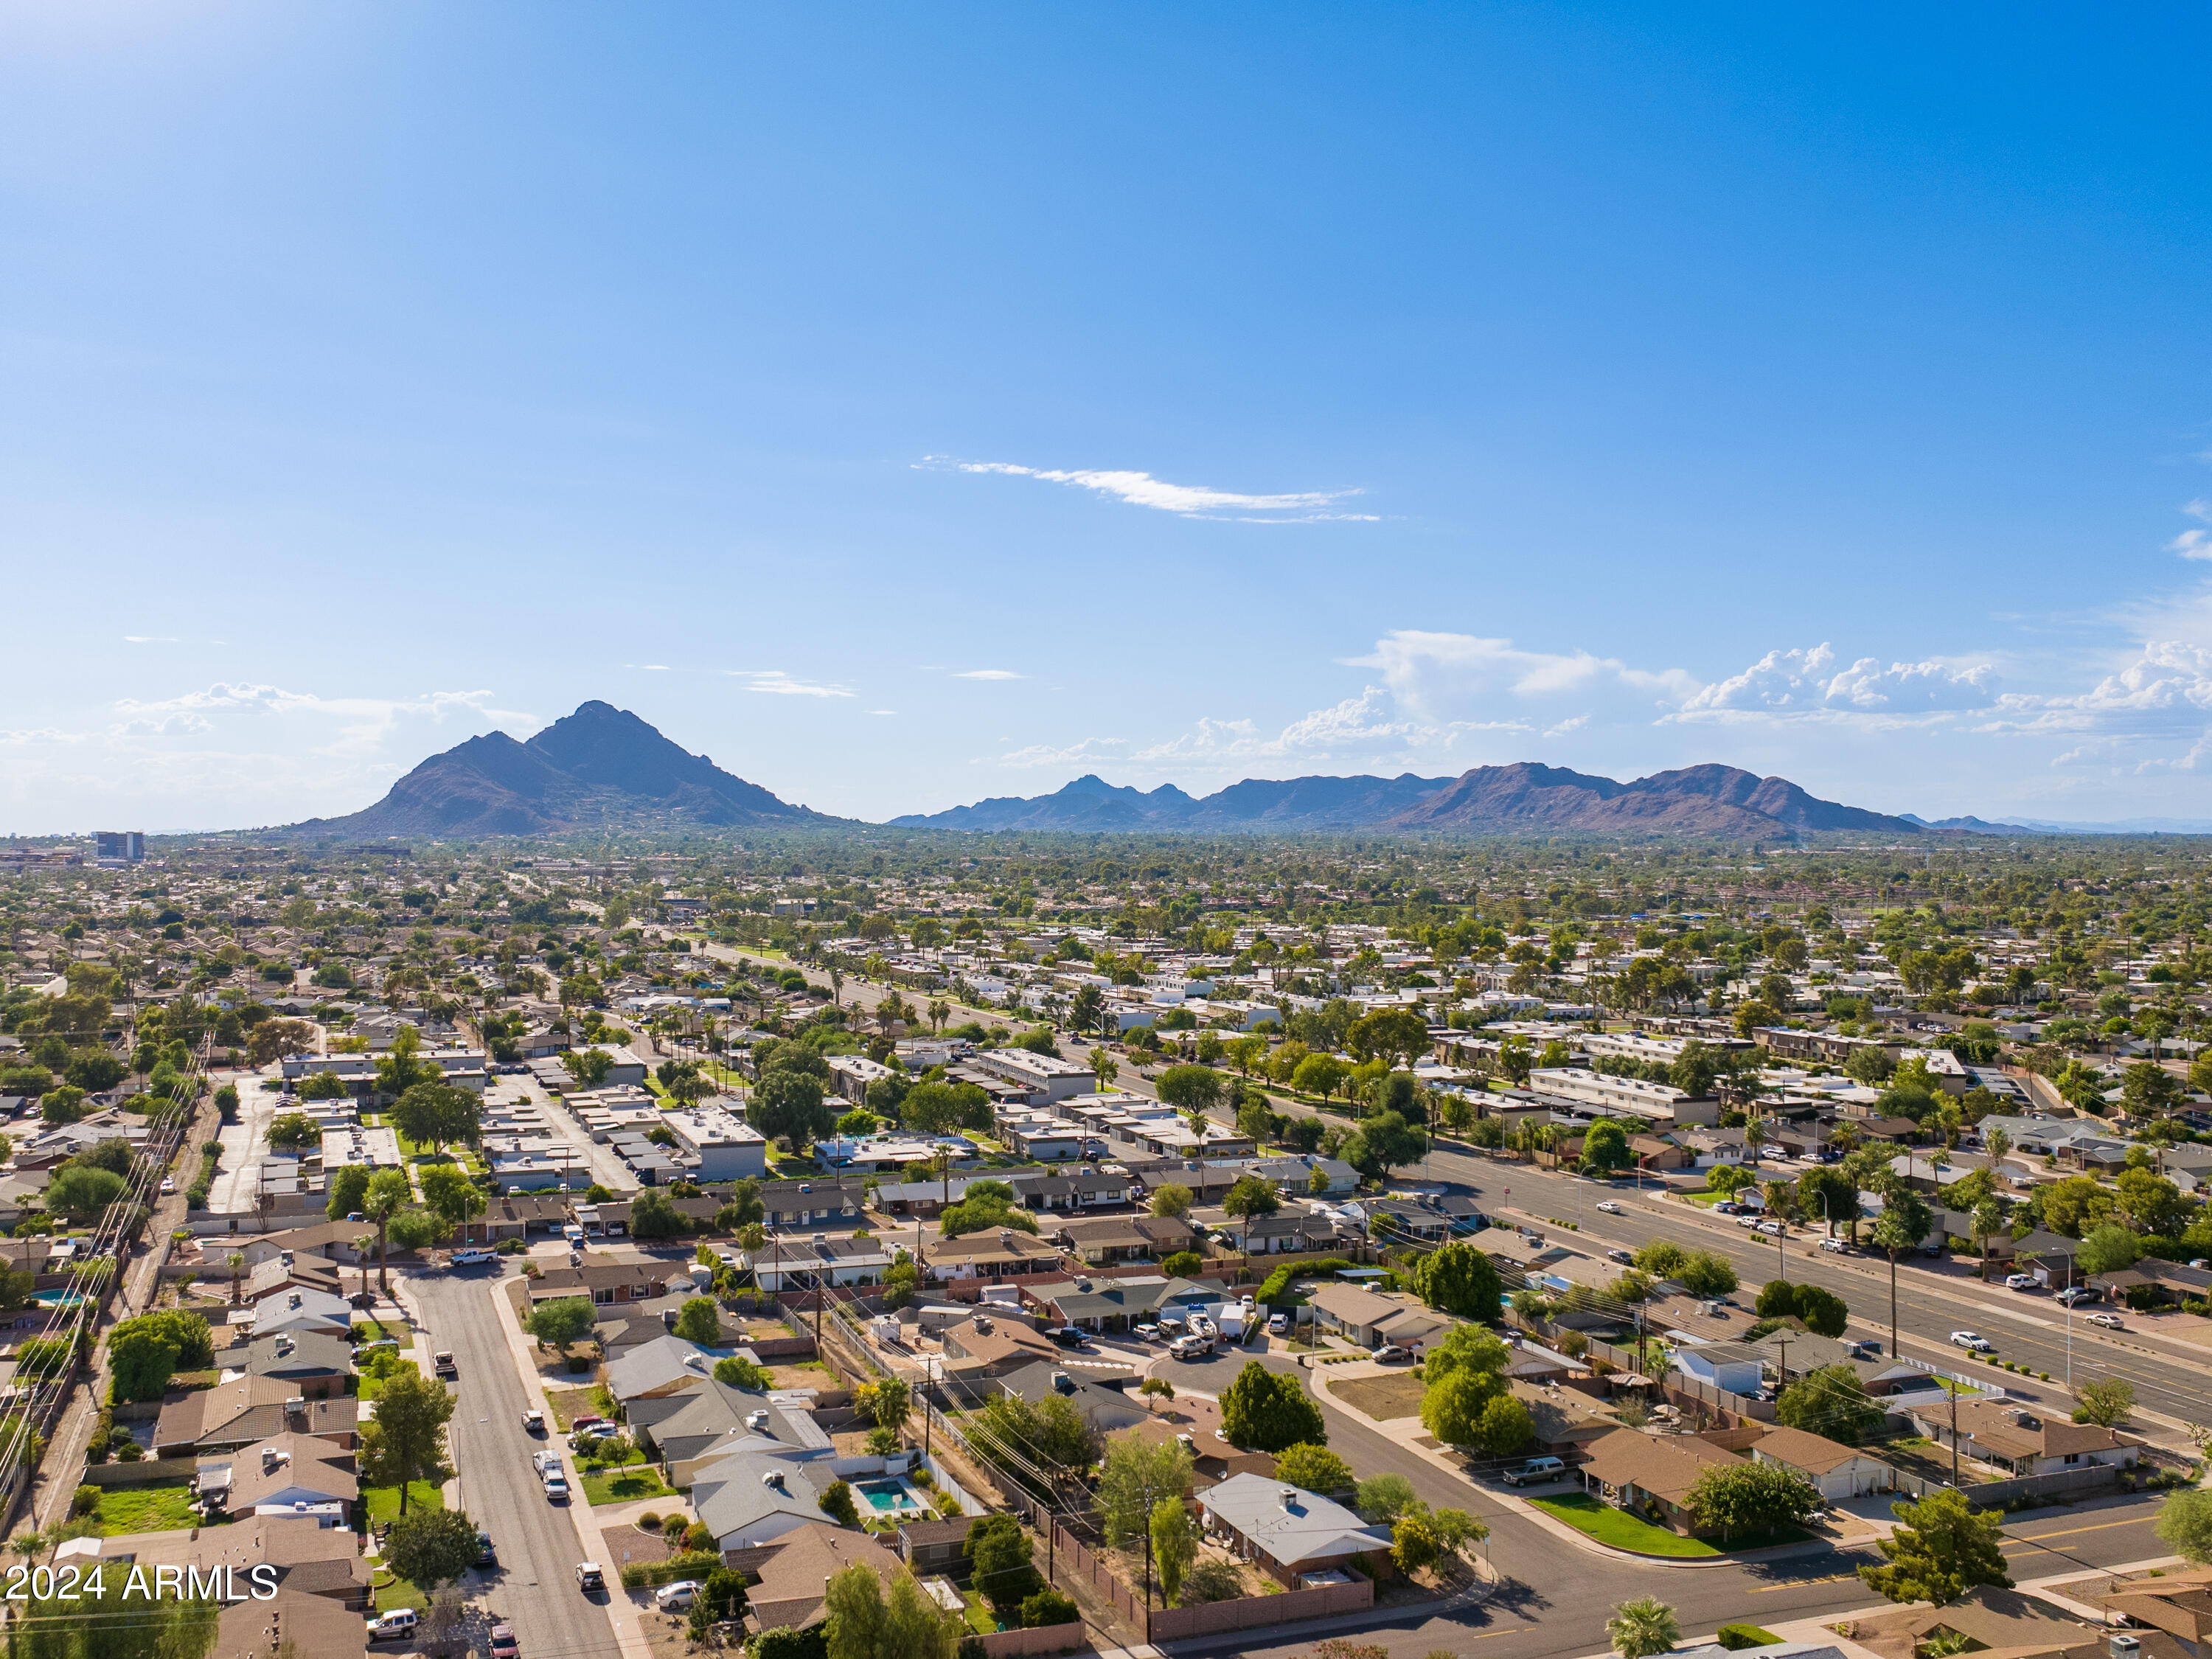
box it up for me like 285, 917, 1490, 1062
1210, 1212, 1344, 1257
1506, 1379, 1620, 1457
923, 1231, 1067, 1282
630, 1380, 835, 1485
153, 1380, 358, 1458
63, 1512, 374, 1612
2093, 1257, 2212, 1308
758, 1179, 869, 1230
201, 1433, 359, 1523
894, 1515, 975, 1576
2099, 1564, 2212, 1649
1197, 1474, 1394, 1587
1574, 1427, 1745, 1535
1023, 1273, 1214, 1333
997, 1362, 1150, 1433
1054, 1214, 1194, 1266
740, 1523, 906, 1631
1903, 1399, 2138, 1478
604, 1335, 728, 1408
689, 1450, 841, 1551
1245, 1155, 1360, 1197
1304, 1282, 1455, 1354
243, 1331, 353, 1398
1667, 1342, 1767, 1398
1750, 1330, 1937, 1399
247, 1287, 352, 1340
1748, 1425, 1894, 1499
525, 1258, 656, 1307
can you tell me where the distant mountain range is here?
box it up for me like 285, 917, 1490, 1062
275, 699, 2183, 841
891, 761, 1924, 838
286, 701, 835, 838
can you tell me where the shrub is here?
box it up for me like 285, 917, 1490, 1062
70, 1486, 99, 1517
1717, 1626, 1781, 1652
619, 1551, 723, 1589
1020, 1590, 1079, 1628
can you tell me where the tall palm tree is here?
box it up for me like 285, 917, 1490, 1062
226, 1252, 245, 1306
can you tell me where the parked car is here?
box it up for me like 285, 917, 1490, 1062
1168, 1334, 1211, 1360
476, 1531, 496, 1565
2056, 1287, 2098, 1306
521, 1409, 545, 1433
569, 1416, 611, 1436
366, 1611, 418, 1643
490, 1627, 519, 1659
1267, 1313, 1288, 1336
1133, 1323, 1161, 1341
543, 1475, 571, 1503
434, 1351, 457, 1377
1046, 1326, 1089, 1349
1606, 1249, 1635, 1265
1500, 1456, 1566, 1486
1818, 1238, 1851, 1254
1596, 1200, 1623, 1214
655, 1581, 703, 1612
1736, 1214, 1761, 1227
2005, 1273, 2040, 1291
1950, 1330, 1993, 1352
575, 1562, 604, 1593
1155, 1316, 1186, 1337
2087, 1312, 2125, 1329
159, 1176, 175, 1195
1374, 1344, 1411, 1363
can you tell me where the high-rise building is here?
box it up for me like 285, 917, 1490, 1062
94, 831, 145, 863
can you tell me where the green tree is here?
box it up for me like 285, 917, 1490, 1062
1221, 1360, 1324, 1451
2073, 1377, 2135, 1427
1355, 1473, 1419, 1525
1151, 1496, 1196, 1607
265, 1112, 319, 1150
524, 1295, 597, 1352
361, 1366, 455, 1517
1292, 1053, 1350, 1102
2076, 1222, 2142, 1276
417, 1164, 486, 1234
673, 1296, 721, 1343
1391, 1509, 1440, 1576
1677, 1251, 1739, 1298
1410, 1240, 1503, 1321
714, 1354, 773, 1388
631, 1189, 686, 1238
1579, 1119, 1633, 1175
898, 1081, 993, 1135
44, 1165, 124, 1224
748, 1069, 838, 1149
385, 1506, 481, 1591
326, 1164, 372, 1220
1686, 1461, 1820, 1540
822, 1562, 959, 1659
1790, 1284, 1849, 1339
1273, 1443, 1353, 1497
363, 1166, 414, 1295
1156, 1065, 1225, 1119
1859, 1487, 2012, 1605
1343, 1109, 1427, 1180
375, 1027, 443, 1102
1223, 1174, 1280, 1220
820, 1480, 862, 1528
108, 1324, 181, 1402
1606, 1597, 1682, 1659
390, 1081, 482, 1156
964, 1516, 1042, 1618
1097, 1435, 1192, 1547
2156, 1487, 2212, 1564
1775, 1364, 1882, 1446
1347, 1008, 1430, 1070
1473, 1392, 1534, 1456
1150, 1183, 1194, 1218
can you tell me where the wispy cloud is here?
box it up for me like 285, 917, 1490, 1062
2170, 499, 2212, 561
723, 671, 854, 698
107, 684, 528, 755
866, 709, 898, 717
926, 456, 1377, 523
997, 737, 1127, 769
1348, 631, 1702, 724
122, 636, 181, 644
955, 669, 1024, 681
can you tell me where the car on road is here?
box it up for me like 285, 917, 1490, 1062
1605, 1249, 1635, 1265
655, 1581, 703, 1612
1168, 1335, 1211, 1360
1373, 1344, 1411, 1363
476, 1531, 496, 1565
159, 1176, 175, 1195
521, 1409, 545, 1433
1818, 1238, 1853, 1253
1736, 1213, 1761, 1227
434, 1351, 457, 1377
1596, 1200, 1623, 1214
1500, 1455, 1567, 1486
2004, 1273, 2040, 1291
543, 1474, 570, 1502
490, 1627, 518, 1659
575, 1562, 604, 1594
2087, 1312, 2125, 1329
1755, 1221, 1784, 1237
366, 1611, 419, 1643
1950, 1330, 1993, 1352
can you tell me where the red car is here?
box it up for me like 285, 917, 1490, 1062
490, 1628, 518, 1659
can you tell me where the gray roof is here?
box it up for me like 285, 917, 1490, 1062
603, 1334, 726, 1402
245, 1330, 352, 1378
1197, 1473, 1393, 1568
630, 1380, 830, 1464
998, 1363, 1148, 1430
687, 1447, 833, 1547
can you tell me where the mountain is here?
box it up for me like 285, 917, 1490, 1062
897, 762, 1926, 838
890, 772, 1458, 832
287, 700, 830, 838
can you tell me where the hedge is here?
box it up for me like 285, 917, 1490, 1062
619, 1551, 722, 1589
1717, 1626, 1781, 1651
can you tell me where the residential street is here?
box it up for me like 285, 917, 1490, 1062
409, 1270, 626, 1659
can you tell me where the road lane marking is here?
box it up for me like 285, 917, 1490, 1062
2003, 1516, 2158, 1547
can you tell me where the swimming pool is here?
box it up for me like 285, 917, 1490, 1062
855, 1476, 927, 1515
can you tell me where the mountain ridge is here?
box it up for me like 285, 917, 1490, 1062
894, 762, 1927, 838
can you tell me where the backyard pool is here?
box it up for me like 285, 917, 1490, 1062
855, 1476, 928, 1517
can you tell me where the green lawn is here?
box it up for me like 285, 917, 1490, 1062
959, 1591, 1002, 1635
1528, 1493, 1722, 1558
582, 1464, 672, 1506
92, 1483, 198, 1534
364, 1482, 445, 1526
372, 1571, 428, 1614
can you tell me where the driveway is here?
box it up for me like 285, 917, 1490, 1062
409, 1268, 625, 1659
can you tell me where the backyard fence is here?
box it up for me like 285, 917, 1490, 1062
1146, 1576, 1373, 1641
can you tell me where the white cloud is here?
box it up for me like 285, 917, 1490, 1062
723, 671, 853, 698
866, 709, 897, 717
1674, 644, 2000, 721
1128, 687, 1429, 766
1348, 631, 1702, 723
107, 684, 526, 756
122, 636, 180, 644
997, 737, 1127, 769
955, 669, 1024, 681
2171, 500, 2212, 561
930, 457, 1377, 523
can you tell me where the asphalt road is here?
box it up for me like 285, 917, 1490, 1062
1144, 1349, 2173, 1659
411, 1270, 624, 1659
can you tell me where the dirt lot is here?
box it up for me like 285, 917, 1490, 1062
1333, 1372, 1428, 1421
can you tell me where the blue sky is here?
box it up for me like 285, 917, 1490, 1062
8, 4, 2212, 831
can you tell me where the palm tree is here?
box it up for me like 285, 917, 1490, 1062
1872, 1187, 1935, 1359
1605, 1596, 1680, 1659
927, 999, 950, 1036
226, 1253, 246, 1306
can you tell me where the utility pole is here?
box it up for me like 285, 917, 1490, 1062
1950, 1382, 1960, 1487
